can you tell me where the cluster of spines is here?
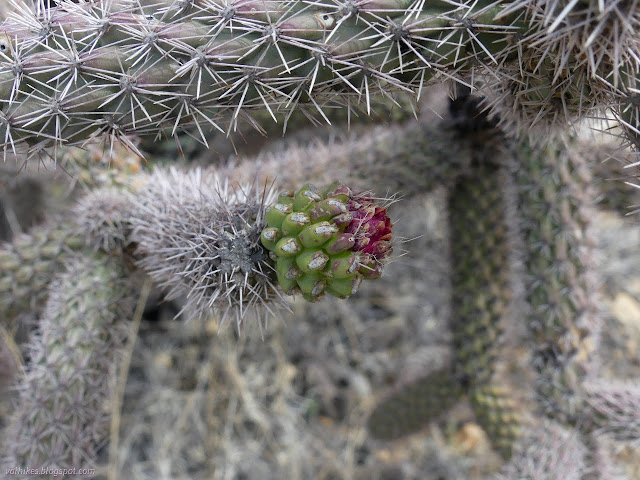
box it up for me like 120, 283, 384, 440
497, 421, 589, 480
120, 167, 289, 327
584, 380, 640, 445
260, 181, 392, 302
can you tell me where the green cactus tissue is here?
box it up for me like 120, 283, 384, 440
260, 181, 393, 302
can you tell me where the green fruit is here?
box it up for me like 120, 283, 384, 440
260, 181, 393, 301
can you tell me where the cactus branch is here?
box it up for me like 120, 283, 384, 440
512, 135, 602, 425
2, 252, 137, 471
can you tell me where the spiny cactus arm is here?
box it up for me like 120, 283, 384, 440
0, 144, 144, 331
495, 421, 588, 480
78, 166, 397, 324
511, 135, 602, 425
366, 366, 464, 440
366, 95, 518, 453
72, 166, 290, 327
366, 151, 520, 454
3, 0, 640, 154
0, 0, 529, 156
2, 252, 138, 473
228, 114, 473, 196
447, 161, 511, 388
0, 224, 82, 331
446, 146, 531, 459
479, 1, 640, 137
520, 1, 640, 146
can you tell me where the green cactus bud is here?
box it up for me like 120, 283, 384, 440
308, 198, 347, 222
281, 212, 311, 236
274, 236, 302, 257
298, 221, 338, 248
296, 250, 330, 273
265, 203, 293, 229
276, 270, 299, 294
297, 272, 326, 296
327, 251, 359, 278
275, 256, 302, 295
260, 180, 392, 301
277, 190, 295, 204
293, 184, 322, 211
260, 227, 281, 250
325, 275, 361, 299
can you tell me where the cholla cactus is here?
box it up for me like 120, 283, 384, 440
1, 0, 640, 479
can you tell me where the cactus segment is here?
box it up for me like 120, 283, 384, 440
265, 202, 292, 228
367, 367, 464, 440
0, 225, 83, 330
260, 181, 392, 300
470, 382, 524, 459
274, 236, 302, 256
0, 0, 532, 157
448, 163, 511, 387
298, 221, 338, 247
513, 136, 601, 425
